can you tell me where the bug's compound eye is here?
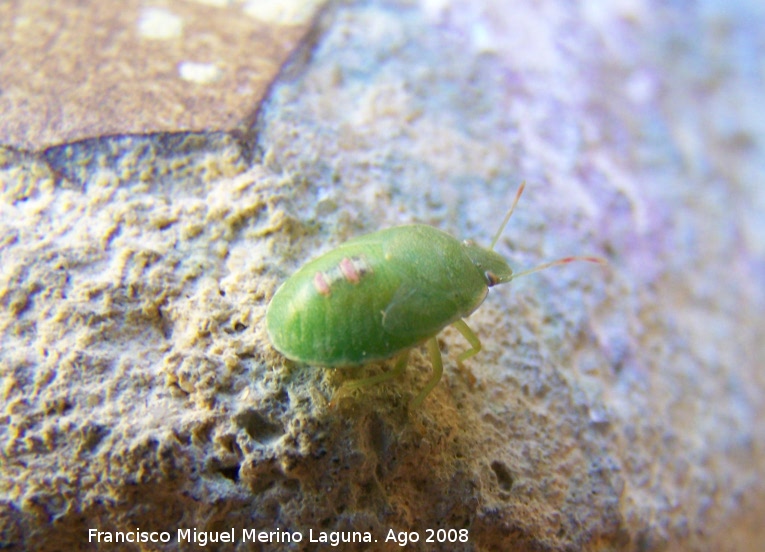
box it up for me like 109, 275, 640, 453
485, 271, 500, 287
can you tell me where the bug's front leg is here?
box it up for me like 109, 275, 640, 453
452, 319, 482, 361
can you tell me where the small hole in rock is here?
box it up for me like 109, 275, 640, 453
491, 460, 514, 492
217, 465, 240, 482
234, 409, 283, 443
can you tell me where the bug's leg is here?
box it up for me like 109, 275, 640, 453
332, 351, 409, 402
409, 337, 444, 408
453, 319, 482, 361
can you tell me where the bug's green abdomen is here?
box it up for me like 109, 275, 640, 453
266, 225, 489, 366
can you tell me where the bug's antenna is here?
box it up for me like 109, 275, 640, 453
490, 182, 526, 250
510, 256, 606, 281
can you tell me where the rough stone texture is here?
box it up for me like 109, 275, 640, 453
0, 0, 321, 149
1, 1, 764, 551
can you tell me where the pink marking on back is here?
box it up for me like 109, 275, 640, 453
313, 272, 331, 296
339, 257, 361, 284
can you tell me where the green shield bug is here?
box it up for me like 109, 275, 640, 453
266, 183, 604, 407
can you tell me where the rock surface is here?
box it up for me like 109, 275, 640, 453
1, 1, 764, 551
0, 0, 319, 149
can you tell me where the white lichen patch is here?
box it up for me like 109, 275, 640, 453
178, 61, 222, 84
243, 0, 324, 25
189, 0, 232, 6
137, 7, 183, 40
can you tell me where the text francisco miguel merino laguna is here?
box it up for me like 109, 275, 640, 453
89, 527, 377, 547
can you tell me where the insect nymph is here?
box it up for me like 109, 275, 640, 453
266, 183, 603, 407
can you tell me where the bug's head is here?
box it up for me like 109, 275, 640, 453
463, 182, 606, 287
462, 240, 513, 287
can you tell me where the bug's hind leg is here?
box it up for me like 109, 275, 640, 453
409, 337, 444, 408
334, 350, 409, 403
453, 319, 481, 361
